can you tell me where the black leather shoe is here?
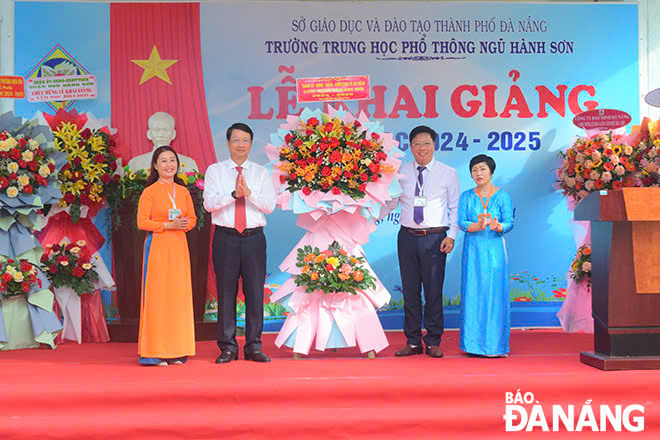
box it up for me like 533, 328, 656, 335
215, 350, 238, 364
426, 345, 444, 358
395, 344, 424, 356
245, 350, 271, 362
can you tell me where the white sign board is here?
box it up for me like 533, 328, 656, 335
26, 75, 97, 103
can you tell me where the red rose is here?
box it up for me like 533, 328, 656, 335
72, 266, 84, 278
302, 187, 311, 196
80, 193, 91, 204
371, 175, 379, 182
21, 281, 31, 293
343, 126, 352, 135
0, 282, 6, 292
18, 138, 27, 147
354, 121, 361, 128
330, 151, 342, 163
332, 187, 341, 195
294, 139, 303, 147
321, 167, 331, 177
324, 122, 334, 132
369, 163, 380, 173
49, 163, 55, 172
8, 173, 17, 181
1, 273, 12, 282
20, 260, 31, 272
279, 175, 286, 183
112, 175, 120, 183
329, 138, 340, 148
289, 173, 297, 180
94, 153, 106, 164
57, 255, 68, 264
101, 174, 112, 184
40, 253, 49, 263
23, 184, 33, 194
72, 171, 82, 181
0, 177, 8, 188
310, 145, 317, 153
80, 128, 92, 140
52, 244, 61, 252
307, 117, 319, 127
321, 183, 330, 190
360, 173, 368, 182
63, 192, 76, 204
343, 171, 352, 179
371, 132, 380, 140
38, 149, 45, 158
612, 180, 624, 190
284, 133, 293, 143
18, 159, 27, 169
305, 129, 314, 136
0, 132, 6, 140
73, 157, 82, 166
109, 161, 118, 171
0, 151, 8, 159
326, 263, 334, 272
48, 264, 58, 274
10, 149, 21, 159
358, 183, 367, 192
319, 143, 329, 151
28, 161, 38, 171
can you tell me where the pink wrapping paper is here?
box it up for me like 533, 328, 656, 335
81, 290, 110, 343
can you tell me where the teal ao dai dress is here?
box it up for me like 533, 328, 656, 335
458, 188, 514, 356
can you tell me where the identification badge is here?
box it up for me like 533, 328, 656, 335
413, 196, 427, 207
168, 208, 182, 221
478, 212, 492, 225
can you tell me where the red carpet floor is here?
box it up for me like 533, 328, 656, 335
1, 329, 658, 439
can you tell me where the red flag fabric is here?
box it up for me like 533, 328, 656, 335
110, 3, 216, 173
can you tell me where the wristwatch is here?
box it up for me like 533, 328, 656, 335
231, 190, 237, 199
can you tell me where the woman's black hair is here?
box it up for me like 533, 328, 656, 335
145, 145, 186, 187
469, 154, 496, 174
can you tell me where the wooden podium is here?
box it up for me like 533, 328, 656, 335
574, 188, 660, 370
108, 188, 217, 341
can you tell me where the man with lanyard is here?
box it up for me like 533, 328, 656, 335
385, 125, 461, 358
203, 122, 276, 363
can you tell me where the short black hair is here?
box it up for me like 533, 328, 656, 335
409, 125, 437, 144
226, 122, 254, 141
469, 154, 496, 174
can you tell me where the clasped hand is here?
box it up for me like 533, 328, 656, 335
478, 215, 502, 233
235, 175, 251, 198
168, 215, 189, 230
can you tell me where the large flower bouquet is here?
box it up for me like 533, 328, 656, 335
557, 132, 639, 203
278, 115, 392, 199
295, 242, 376, 294
632, 118, 660, 187
0, 259, 42, 299
569, 244, 592, 284
45, 110, 120, 222
0, 130, 56, 199
40, 240, 99, 296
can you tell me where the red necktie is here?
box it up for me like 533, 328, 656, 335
234, 166, 246, 233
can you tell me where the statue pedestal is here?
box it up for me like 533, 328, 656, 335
108, 188, 216, 341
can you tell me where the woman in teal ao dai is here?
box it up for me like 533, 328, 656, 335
458, 154, 514, 356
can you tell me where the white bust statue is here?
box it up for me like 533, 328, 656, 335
127, 111, 199, 172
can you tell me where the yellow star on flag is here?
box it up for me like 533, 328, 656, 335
131, 46, 178, 85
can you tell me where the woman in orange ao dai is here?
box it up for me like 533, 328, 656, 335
137, 146, 197, 366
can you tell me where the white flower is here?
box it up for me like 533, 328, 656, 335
609, 155, 620, 164
0, 140, 8, 152
59, 261, 69, 267
17, 174, 30, 187
624, 145, 633, 155
591, 151, 601, 161
584, 160, 594, 169
614, 165, 626, 176
590, 170, 600, 181
585, 180, 595, 191
39, 164, 51, 178
7, 162, 18, 173
12, 271, 24, 282
576, 153, 585, 163
82, 263, 92, 270
566, 177, 576, 188
28, 139, 39, 150
22, 151, 34, 162
76, 240, 87, 247
6, 187, 18, 198
6, 137, 17, 148
70, 246, 81, 254
582, 262, 592, 272
601, 171, 613, 182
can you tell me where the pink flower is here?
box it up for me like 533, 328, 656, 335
195, 180, 205, 190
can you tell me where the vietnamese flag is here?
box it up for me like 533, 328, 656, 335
110, 3, 216, 172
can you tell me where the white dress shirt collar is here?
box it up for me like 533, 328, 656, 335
413, 158, 436, 171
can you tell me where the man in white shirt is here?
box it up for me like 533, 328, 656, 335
386, 125, 460, 358
203, 123, 276, 363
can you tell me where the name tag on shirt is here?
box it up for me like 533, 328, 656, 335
168, 208, 182, 221
413, 196, 427, 207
